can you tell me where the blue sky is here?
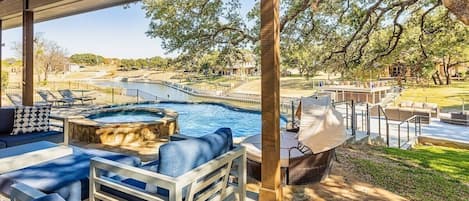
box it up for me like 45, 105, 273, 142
1, 1, 256, 59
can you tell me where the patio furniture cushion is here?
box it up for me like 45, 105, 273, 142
413, 102, 424, 109
11, 105, 52, 135
0, 108, 15, 135
157, 127, 233, 177
400, 101, 413, 108
423, 103, 438, 110
0, 131, 63, 148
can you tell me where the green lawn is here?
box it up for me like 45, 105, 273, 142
349, 145, 469, 201
399, 81, 469, 112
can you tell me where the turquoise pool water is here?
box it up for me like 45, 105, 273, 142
133, 102, 287, 137
88, 111, 163, 124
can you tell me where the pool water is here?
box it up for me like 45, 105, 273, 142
88, 111, 163, 124
135, 102, 287, 137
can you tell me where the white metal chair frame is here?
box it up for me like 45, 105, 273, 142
89, 146, 246, 201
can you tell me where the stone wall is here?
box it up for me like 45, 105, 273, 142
67, 107, 178, 146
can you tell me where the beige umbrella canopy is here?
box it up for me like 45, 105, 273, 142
297, 96, 347, 153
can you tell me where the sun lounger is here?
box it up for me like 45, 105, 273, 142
89, 128, 246, 201
58, 89, 95, 105
37, 90, 74, 107
6, 94, 22, 106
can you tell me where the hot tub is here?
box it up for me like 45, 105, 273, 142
68, 107, 178, 146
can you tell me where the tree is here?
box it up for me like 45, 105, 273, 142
70, 53, 105, 66
142, 0, 468, 80
14, 34, 68, 82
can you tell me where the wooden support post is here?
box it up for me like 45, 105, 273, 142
0, 19, 2, 107
259, 0, 282, 200
23, 0, 34, 106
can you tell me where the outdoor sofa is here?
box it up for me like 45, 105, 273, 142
369, 101, 435, 124
3, 128, 246, 201
398, 101, 439, 118
0, 106, 63, 149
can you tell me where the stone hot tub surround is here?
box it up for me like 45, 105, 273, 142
68, 107, 178, 146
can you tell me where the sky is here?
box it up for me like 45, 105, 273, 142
1, 1, 256, 60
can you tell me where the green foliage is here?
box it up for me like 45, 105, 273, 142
141, 0, 469, 81
119, 56, 172, 71
70, 53, 105, 66
1, 71, 8, 89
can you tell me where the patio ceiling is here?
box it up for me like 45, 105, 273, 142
0, 0, 138, 30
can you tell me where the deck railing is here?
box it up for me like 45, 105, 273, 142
393, 115, 423, 148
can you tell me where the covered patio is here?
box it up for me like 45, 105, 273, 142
0, 0, 285, 200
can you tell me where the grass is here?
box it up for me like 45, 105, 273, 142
398, 81, 469, 112
384, 145, 469, 183
347, 145, 469, 201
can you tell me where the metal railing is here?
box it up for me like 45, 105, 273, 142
394, 115, 423, 148
377, 105, 391, 147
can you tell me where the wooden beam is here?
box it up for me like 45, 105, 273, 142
259, 0, 282, 200
0, 19, 2, 107
23, 0, 33, 106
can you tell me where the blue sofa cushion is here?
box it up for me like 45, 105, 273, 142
0, 131, 63, 148
0, 146, 141, 201
157, 128, 233, 177
33, 193, 66, 201
0, 108, 15, 135
154, 128, 233, 196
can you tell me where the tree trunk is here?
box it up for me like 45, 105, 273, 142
431, 72, 438, 85
442, 56, 452, 85
435, 70, 444, 85
443, 0, 469, 25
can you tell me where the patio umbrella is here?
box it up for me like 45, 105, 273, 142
297, 96, 347, 153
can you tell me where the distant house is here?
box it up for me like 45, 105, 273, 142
66, 63, 82, 72
216, 54, 258, 76
383, 62, 468, 78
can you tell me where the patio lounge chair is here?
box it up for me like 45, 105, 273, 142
37, 90, 74, 107
6, 94, 22, 106
10, 183, 65, 201
58, 89, 95, 105
89, 128, 247, 201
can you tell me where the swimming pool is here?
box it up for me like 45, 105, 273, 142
134, 102, 287, 137
88, 110, 164, 124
